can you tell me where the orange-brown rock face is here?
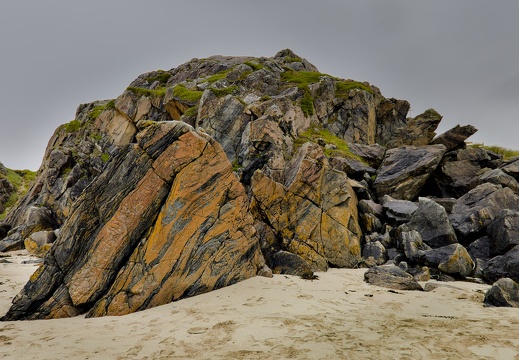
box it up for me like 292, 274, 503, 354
2, 122, 264, 320
251, 143, 362, 271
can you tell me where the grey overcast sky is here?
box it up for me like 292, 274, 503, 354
1, 1, 518, 170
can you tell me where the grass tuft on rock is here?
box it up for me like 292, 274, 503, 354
172, 84, 203, 103
294, 125, 363, 160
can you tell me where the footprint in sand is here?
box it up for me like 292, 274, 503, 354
243, 296, 266, 307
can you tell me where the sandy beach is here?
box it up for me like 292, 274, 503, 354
1, 250, 518, 360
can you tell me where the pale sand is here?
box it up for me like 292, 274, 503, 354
1, 251, 519, 360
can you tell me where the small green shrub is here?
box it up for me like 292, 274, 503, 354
281, 71, 326, 87
127, 86, 167, 98
101, 153, 110, 163
90, 133, 103, 141
244, 61, 264, 71
294, 125, 362, 161
335, 80, 374, 96
284, 56, 302, 63
146, 71, 172, 85
172, 84, 203, 103
206, 70, 231, 84
300, 93, 315, 117
183, 106, 198, 117
64, 120, 82, 132
210, 86, 237, 97
106, 99, 116, 109
89, 105, 107, 120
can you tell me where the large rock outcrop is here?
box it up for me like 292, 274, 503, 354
2, 122, 265, 320
251, 143, 362, 271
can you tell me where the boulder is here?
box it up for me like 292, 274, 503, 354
362, 241, 387, 266
267, 250, 314, 277
24, 230, 56, 257
449, 183, 519, 242
423, 244, 474, 277
501, 157, 519, 180
400, 229, 431, 263
483, 278, 519, 307
430, 124, 478, 151
329, 156, 376, 181
487, 210, 519, 256
2, 122, 265, 320
385, 109, 442, 148
373, 145, 446, 201
364, 265, 423, 291
467, 236, 491, 261
348, 143, 386, 168
251, 143, 362, 271
381, 197, 418, 226
469, 168, 519, 194
482, 245, 519, 283
434, 160, 482, 198
375, 97, 410, 147
406, 197, 457, 248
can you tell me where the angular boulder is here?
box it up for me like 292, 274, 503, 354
423, 244, 474, 278
449, 183, 519, 241
373, 145, 446, 201
251, 143, 362, 271
482, 246, 519, 283
406, 197, 457, 248
430, 124, 478, 151
364, 265, 423, 291
484, 277, 519, 308
2, 121, 265, 320
487, 210, 519, 256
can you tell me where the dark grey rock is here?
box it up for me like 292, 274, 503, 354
374, 145, 446, 201
429, 124, 477, 151
268, 250, 314, 277
469, 169, 519, 194
407, 197, 457, 248
348, 143, 386, 168
483, 245, 519, 283
400, 230, 431, 263
362, 241, 387, 266
423, 243, 474, 277
364, 265, 423, 291
487, 210, 519, 256
467, 236, 491, 261
484, 278, 519, 307
375, 97, 410, 147
434, 160, 482, 198
329, 156, 376, 181
449, 183, 519, 242
382, 198, 418, 226
501, 157, 519, 180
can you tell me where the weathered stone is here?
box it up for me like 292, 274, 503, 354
400, 229, 431, 263
348, 143, 386, 168
375, 97, 410, 147
423, 244, 474, 277
434, 160, 482, 198
483, 246, 519, 283
407, 197, 457, 248
2, 122, 265, 320
449, 183, 519, 241
268, 250, 314, 277
487, 210, 519, 256
364, 265, 423, 291
430, 124, 477, 151
362, 241, 387, 266
382, 197, 418, 226
484, 278, 519, 307
24, 230, 56, 257
467, 236, 491, 261
469, 168, 519, 194
329, 156, 376, 181
385, 109, 442, 148
501, 158, 519, 180
251, 143, 362, 271
374, 145, 446, 201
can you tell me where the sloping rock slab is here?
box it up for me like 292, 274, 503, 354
449, 183, 519, 241
373, 145, 446, 201
2, 122, 264, 320
364, 265, 423, 291
484, 278, 519, 307
430, 124, 477, 151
